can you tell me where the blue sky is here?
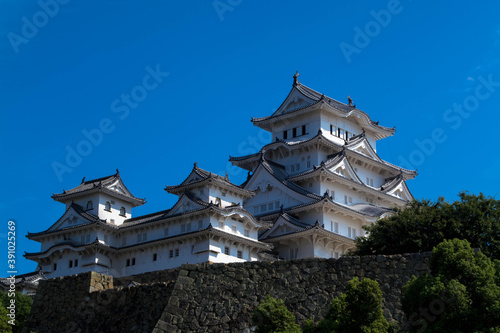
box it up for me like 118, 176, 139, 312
1, 1, 499, 274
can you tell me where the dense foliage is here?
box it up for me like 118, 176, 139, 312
303, 277, 397, 333
402, 239, 500, 332
0, 291, 33, 333
353, 192, 500, 260
252, 295, 301, 333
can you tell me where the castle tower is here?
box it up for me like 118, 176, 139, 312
230, 73, 417, 259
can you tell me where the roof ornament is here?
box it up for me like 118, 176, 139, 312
225, 172, 229, 179
323, 190, 329, 198
317, 129, 322, 136
275, 137, 280, 142
193, 162, 198, 168
293, 71, 300, 86
116, 168, 119, 174
320, 94, 325, 100
247, 170, 252, 179
81, 177, 85, 184
347, 95, 356, 108
314, 220, 320, 227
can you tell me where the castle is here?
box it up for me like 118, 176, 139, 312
24, 73, 416, 278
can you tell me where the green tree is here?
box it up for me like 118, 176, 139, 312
353, 192, 500, 260
303, 277, 398, 333
402, 239, 500, 332
0, 292, 33, 333
0, 305, 13, 333
252, 295, 301, 333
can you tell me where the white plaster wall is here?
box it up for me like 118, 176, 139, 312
97, 194, 132, 226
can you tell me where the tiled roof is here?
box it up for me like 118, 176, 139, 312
230, 132, 417, 178
27, 202, 108, 238
251, 80, 395, 134
52, 170, 145, 206
0, 270, 46, 286
165, 163, 254, 197
256, 157, 323, 200
24, 239, 108, 258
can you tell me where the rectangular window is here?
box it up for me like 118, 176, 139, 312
75, 259, 78, 267
292, 127, 297, 138
232, 225, 237, 233
346, 131, 350, 140
53, 263, 57, 271
198, 220, 203, 230
302, 125, 307, 136
334, 222, 339, 233
274, 201, 280, 209
122, 237, 126, 246
181, 224, 186, 233
268, 203, 273, 211
224, 247, 230, 255
237, 250, 243, 259
338, 128, 345, 139
175, 249, 179, 257
69, 260, 73, 268
169, 250, 174, 258
137, 234, 142, 243
164, 228, 169, 236
283, 130, 288, 140
295, 163, 300, 171
331, 190, 335, 200
290, 164, 295, 173
260, 204, 266, 212
344, 195, 352, 204
187, 223, 191, 232
126, 259, 130, 267
218, 221, 224, 229
330, 125, 336, 135
153, 253, 157, 261
244, 229, 250, 237
132, 258, 136, 265
86, 234, 90, 243
254, 206, 259, 214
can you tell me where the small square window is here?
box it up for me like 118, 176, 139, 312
169, 250, 174, 258
244, 229, 250, 237
224, 247, 230, 255
237, 250, 243, 259
175, 249, 179, 257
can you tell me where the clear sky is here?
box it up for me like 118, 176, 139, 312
1, 1, 499, 274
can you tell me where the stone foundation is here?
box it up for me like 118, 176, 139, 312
24, 252, 431, 333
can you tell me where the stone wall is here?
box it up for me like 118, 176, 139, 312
24, 252, 431, 333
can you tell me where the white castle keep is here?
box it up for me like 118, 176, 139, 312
25, 73, 417, 278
